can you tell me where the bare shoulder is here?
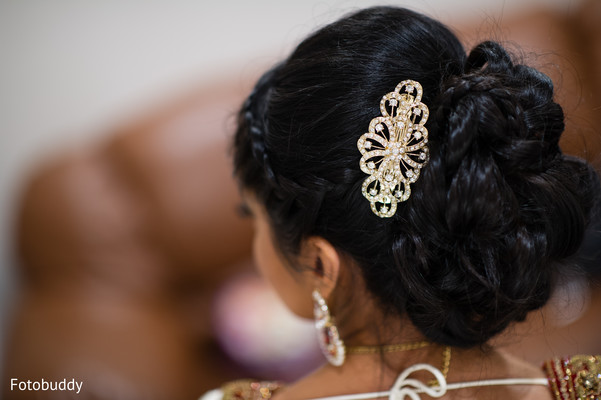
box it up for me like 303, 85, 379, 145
205, 354, 601, 400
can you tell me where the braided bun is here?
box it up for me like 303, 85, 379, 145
398, 41, 599, 346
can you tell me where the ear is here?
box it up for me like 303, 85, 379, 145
300, 237, 340, 299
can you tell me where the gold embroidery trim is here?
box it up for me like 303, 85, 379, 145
544, 355, 601, 400
221, 379, 282, 400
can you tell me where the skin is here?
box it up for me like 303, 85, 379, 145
244, 194, 553, 400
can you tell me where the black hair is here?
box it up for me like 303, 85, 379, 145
233, 6, 600, 347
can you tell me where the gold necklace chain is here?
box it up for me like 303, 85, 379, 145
346, 340, 431, 354
346, 341, 452, 382
428, 345, 452, 386
440, 345, 452, 379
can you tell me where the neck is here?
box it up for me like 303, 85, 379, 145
329, 284, 450, 379
319, 269, 541, 392
330, 275, 427, 348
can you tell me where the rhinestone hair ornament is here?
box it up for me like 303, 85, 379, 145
357, 80, 430, 218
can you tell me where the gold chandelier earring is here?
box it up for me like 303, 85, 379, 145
312, 289, 346, 366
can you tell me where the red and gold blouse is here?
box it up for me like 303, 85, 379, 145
544, 355, 601, 400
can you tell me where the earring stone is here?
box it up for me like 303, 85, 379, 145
312, 289, 345, 367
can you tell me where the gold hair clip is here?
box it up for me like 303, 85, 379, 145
357, 80, 430, 218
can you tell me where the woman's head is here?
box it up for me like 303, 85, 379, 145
233, 6, 599, 347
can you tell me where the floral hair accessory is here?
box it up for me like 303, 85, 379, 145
357, 80, 430, 218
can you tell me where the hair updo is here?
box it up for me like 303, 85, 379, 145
233, 6, 600, 347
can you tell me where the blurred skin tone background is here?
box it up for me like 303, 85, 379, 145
1, 0, 600, 399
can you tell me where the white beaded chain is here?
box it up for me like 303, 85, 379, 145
308, 363, 548, 400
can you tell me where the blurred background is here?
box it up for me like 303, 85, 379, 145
1, 0, 600, 399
